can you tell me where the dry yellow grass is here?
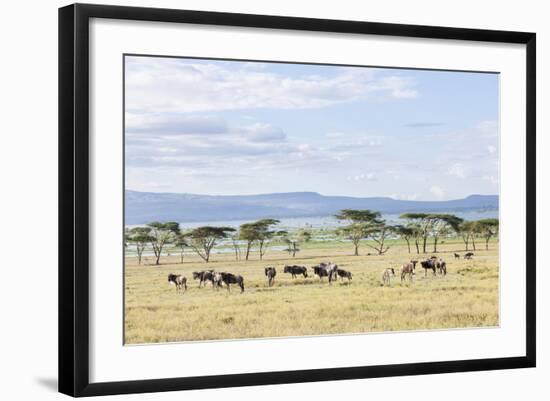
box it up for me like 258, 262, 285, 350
124, 239, 499, 344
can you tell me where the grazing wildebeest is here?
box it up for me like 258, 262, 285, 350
312, 265, 328, 279
212, 272, 223, 289
283, 265, 308, 278
464, 252, 474, 259
420, 259, 437, 276
400, 261, 416, 283
454, 252, 460, 259
167, 273, 187, 292
436, 258, 447, 276
218, 272, 245, 293
312, 262, 338, 283
192, 270, 215, 287
382, 268, 395, 285
336, 269, 353, 282
265, 266, 277, 287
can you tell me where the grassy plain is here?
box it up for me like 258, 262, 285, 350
124, 239, 499, 344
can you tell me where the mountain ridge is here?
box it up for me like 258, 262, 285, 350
125, 190, 498, 225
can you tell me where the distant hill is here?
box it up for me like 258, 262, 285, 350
125, 190, 498, 225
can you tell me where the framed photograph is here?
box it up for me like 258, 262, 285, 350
59, 3, 536, 397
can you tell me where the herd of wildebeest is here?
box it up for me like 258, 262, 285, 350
167, 251, 477, 294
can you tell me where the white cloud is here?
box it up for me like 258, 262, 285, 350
487, 145, 497, 154
430, 185, 446, 199
126, 113, 227, 134
239, 123, 286, 142
447, 163, 466, 178
125, 57, 418, 114
347, 173, 376, 182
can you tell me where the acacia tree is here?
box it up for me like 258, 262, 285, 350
239, 223, 259, 261
477, 218, 499, 250
399, 213, 433, 253
286, 239, 301, 257
256, 219, 284, 260
461, 221, 481, 251
459, 221, 474, 251
238, 219, 282, 260
282, 233, 301, 257
126, 226, 152, 265
365, 222, 393, 255
174, 233, 189, 264
229, 233, 241, 261
409, 223, 422, 254
335, 209, 382, 256
185, 226, 235, 263
297, 229, 312, 243
394, 225, 414, 253
428, 214, 463, 253
147, 222, 180, 265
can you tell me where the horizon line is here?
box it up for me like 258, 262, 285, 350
125, 189, 498, 202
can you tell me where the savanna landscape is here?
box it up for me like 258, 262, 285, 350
124, 216, 499, 344
124, 55, 500, 344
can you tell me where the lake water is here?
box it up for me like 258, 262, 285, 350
172, 210, 498, 231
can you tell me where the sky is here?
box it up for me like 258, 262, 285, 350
124, 55, 499, 201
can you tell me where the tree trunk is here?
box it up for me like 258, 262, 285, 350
433, 237, 438, 253
405, 239, 411, 253
485, 237, 490, 250
245, 243, 251, 261
472, 236, 476, 251
463, 236, 469, 251
422, 236, 427, 253
259, 241, 264, 260
354, 241, 359, 256
180, 249, 184, 264
137, 245, 143, 265
415, 239, 420, 254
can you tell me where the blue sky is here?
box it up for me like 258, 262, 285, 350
125, 56, 499, 200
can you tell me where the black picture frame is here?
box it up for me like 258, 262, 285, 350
59, 3, 536, 397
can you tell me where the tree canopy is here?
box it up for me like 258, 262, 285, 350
238, 219, 282, 260
185, 226, 236, 262
335, 209, 386, 255
476, 218, 499, 250
400, 213, 462, 253
126, 226, 153, 264
146, 221, 180, 265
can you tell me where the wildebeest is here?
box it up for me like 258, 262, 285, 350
265, 266, 277, 287
167, 273, 187, 292
464, 252, 474, 259
401, 261, 416, 283
192, 270, 215, 287
454, 252, 460, 260
216, 272, 245, 293
436, 258, 447, 276
336, 269, 352, 282
420, 258, 437, 276
312, 262, 338, 283
283, 265, 308, 278
212, 272, 223, 289
382, 268, 395, 285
